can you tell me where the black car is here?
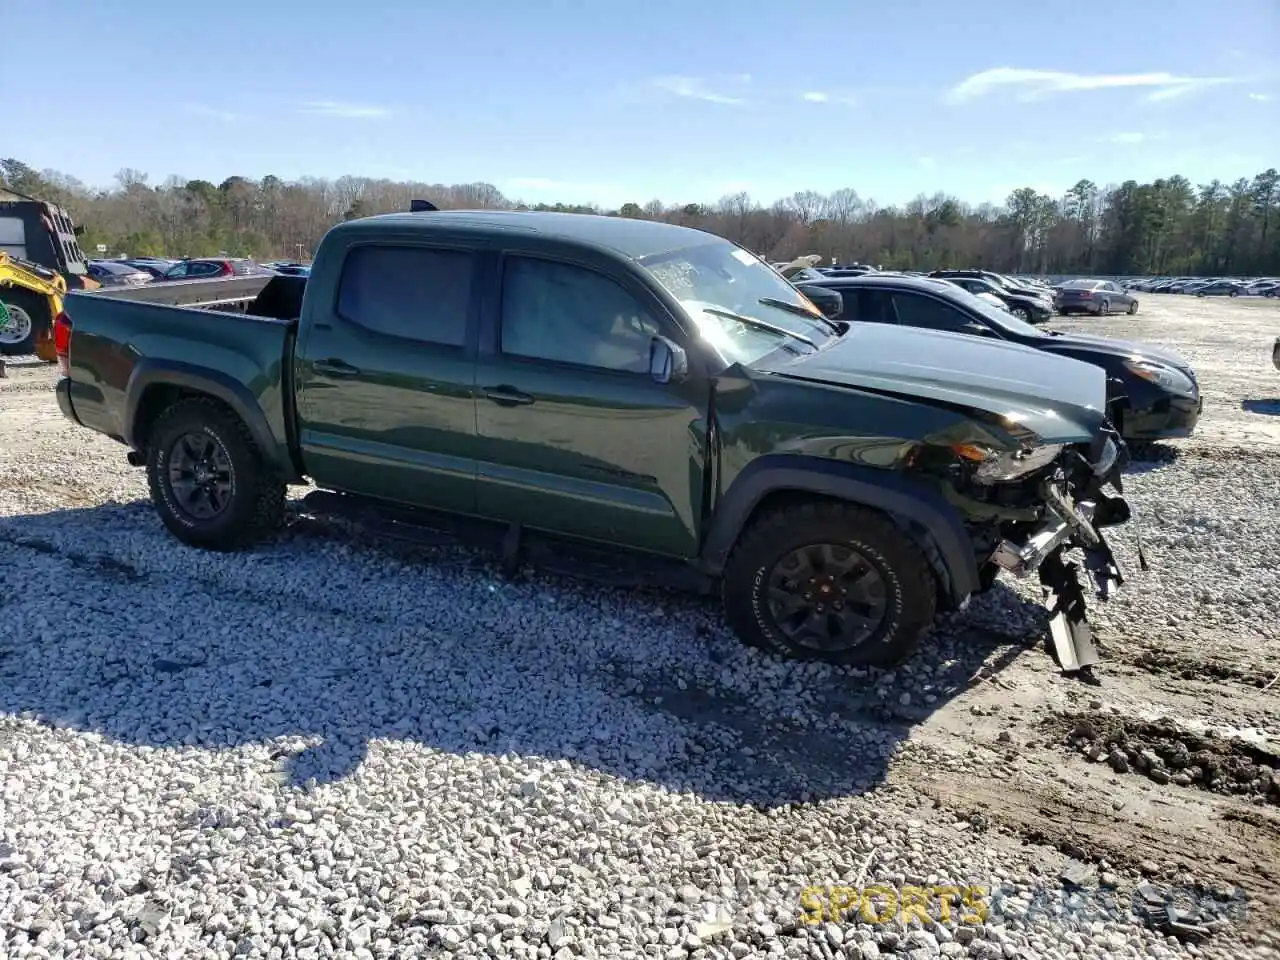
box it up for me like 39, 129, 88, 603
86, 260, 153, 287
807, 275, 1201, 441
928, 269, 1051, 303
938, 276, 1053, 323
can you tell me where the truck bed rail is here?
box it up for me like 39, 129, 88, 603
83, 275, 278, 311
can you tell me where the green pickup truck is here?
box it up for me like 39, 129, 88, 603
54, 208, 1135, 671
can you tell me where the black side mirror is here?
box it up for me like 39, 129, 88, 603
649, 336, 689, 384
797, 284, 844, 320
73, 225, 86, 237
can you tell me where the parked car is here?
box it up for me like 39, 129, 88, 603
156, 257, 272, 281
86, 259, 152, 287
928, 269, 1053, 305
805, 274, 1199, 441
121, 258, 177, 280
53, 208, 1133, 672
1054, 279, 1139, 316
1273, 335, 1280, 371
938, 276, 1053, 323
1194, 280, 1246, 297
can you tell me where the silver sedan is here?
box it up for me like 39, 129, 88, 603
1054, 279, 1139, 316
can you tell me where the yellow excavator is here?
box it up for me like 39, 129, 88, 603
0, 252, 65, 360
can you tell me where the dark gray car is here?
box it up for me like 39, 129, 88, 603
1054, 279, 1139, 317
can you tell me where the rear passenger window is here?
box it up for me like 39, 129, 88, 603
337, 245, 473, 347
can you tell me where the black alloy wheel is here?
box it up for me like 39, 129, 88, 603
166, 431, 234, 521
764, 542, 889, 653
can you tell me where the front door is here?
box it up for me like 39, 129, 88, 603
294, 241, 482, 514
473, 252, 708, 559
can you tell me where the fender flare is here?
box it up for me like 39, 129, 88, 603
698, 454, 982, 602
124, 359, 296, 478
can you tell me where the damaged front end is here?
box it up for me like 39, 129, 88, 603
949, 423, 1142, 674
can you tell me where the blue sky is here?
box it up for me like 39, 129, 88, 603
4, 0, 1277, 209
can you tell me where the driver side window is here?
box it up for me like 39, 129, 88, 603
500, 257, 660, 373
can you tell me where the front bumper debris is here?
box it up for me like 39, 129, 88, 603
989, 466, 1136, 674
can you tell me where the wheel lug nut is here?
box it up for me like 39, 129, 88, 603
816, 604, 825, 613
803, 593, 812, 600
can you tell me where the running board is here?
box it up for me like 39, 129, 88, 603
297, 490, 715, 595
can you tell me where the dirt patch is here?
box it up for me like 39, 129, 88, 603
911, 768, 1280, 936
1046, 710, 1279, 802
1125, 648, 1275, 689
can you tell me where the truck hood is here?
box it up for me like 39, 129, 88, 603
755, 324, 1108, 443
1037, 331, 1193, 373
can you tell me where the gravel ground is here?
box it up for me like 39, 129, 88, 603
2, 295, 1278, 960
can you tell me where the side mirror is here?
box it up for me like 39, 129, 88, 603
649, 336, 689, 384
73, 225, 86, 237
797, 284, 844, 320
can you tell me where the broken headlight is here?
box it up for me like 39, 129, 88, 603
1093, 435, 1119, 476
955, 442, 1066, 484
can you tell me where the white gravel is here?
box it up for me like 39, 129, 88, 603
2, 295, 1279, 960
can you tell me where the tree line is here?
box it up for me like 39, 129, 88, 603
3, 157, 1277, 277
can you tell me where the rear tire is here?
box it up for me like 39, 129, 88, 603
0, 289, 52, 356
145, 398, 286, 551
1097, 300, 1110, 316
722, 500, 938, 668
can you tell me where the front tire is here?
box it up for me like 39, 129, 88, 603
1127, 301, 1139, 315
722, 501, 937, 668
1011, 306, 1031, 321
145, 398, 286, 551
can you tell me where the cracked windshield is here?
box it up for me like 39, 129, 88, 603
1, 0, 1276, 958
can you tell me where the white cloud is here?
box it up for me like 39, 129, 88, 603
299, 100, 390, 119
801, 90, 857, 105
649, 75, 748, 105
945, 68, 1237, 104
1248, 92, 1273, 101
918, 156, 936, 168
1109, 132, 1145, 144
184, 105, 239, 122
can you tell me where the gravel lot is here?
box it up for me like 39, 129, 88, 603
2, 295, 1278, 960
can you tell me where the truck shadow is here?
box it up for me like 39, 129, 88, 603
0, 501, 1043, 807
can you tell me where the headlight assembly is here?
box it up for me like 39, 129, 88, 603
1123, 359, 1195, 395
953, 442, 1066, 483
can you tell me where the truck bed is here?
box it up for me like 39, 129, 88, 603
58, 276, 304, 479
82, 274, 307, 320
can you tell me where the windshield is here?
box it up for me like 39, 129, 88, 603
941, 283, 1046, 338
1061, 279, 1100, 289
639, 240, 834, 364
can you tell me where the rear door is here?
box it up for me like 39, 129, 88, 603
294, 240, 484, 514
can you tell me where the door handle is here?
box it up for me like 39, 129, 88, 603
313, 359, 360, 378
484, 385, 535, 407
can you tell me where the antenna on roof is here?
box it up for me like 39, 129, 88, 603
409, 199, 438, 212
